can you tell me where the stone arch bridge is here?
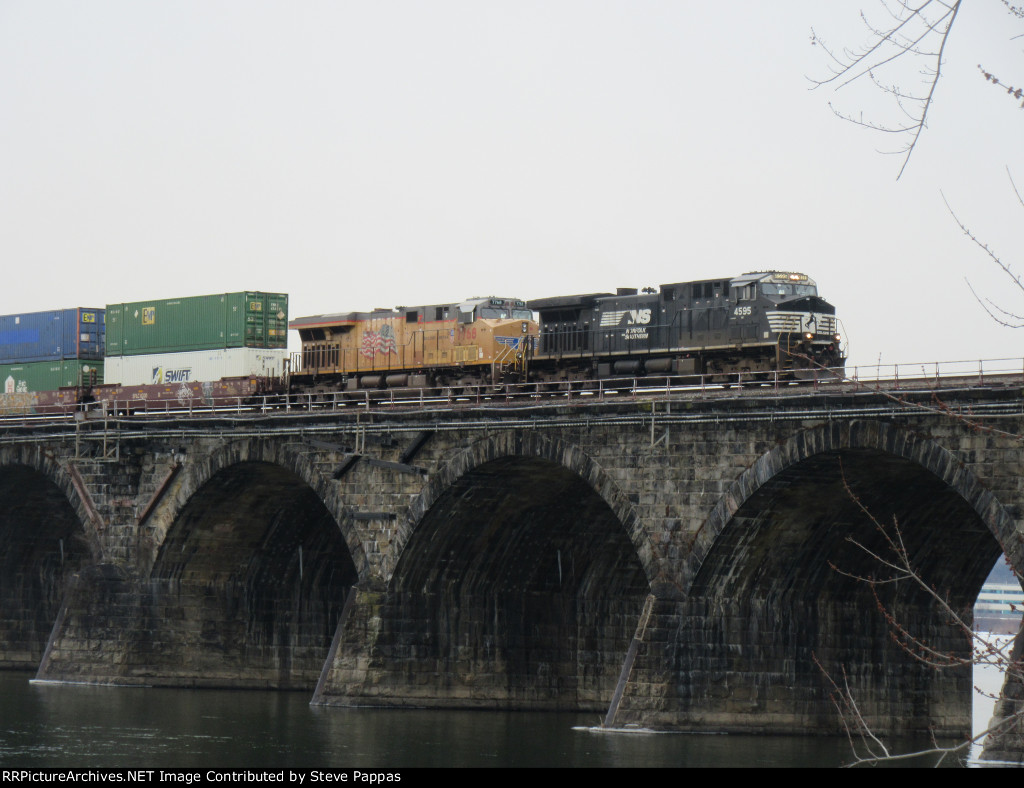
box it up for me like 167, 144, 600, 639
2, 382, 1023, 757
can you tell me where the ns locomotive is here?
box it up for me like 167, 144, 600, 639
529, 270, 843, 383
290, 270, 843, 390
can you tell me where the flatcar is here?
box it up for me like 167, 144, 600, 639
290, 296, 537, 390
0, 375, 283, 417
529, 271, 843, 382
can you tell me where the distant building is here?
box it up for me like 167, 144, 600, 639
975, 582, 1024, 634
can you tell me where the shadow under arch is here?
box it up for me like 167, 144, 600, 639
143, 438, 371, 582
321, 434, 652, 711
397, 431, 660, 588
141, 460, 358, 689
0, 463, 93, 670
675, 420, 1010, 737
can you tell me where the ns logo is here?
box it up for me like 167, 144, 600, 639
600, 308, 654, 328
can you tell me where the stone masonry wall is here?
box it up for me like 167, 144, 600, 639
2, 390, 1022, 748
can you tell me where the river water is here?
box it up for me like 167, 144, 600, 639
0, 665, 1000, 769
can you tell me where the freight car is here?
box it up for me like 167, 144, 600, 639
0, 375, 281, 417
0, 292, 290, 416
290, 296, 537, 390
528, 271, 843, 383
0, 307, 106, 415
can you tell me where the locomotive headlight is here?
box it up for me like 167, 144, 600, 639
835, 334, 842, 342
522, 321, 528, 334
804, 332, 813, 340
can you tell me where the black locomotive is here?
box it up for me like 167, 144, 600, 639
528, 271, 843, 383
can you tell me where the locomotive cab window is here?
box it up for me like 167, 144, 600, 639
761, 283, 818, 297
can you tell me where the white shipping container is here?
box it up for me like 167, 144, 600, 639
104, 348, 289, 386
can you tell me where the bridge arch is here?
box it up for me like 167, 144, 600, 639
0, 447, 99, 670
142, 437, 370, 581
677, 419, 1012, 736
326, 431, 654, 711
690, 420, 1017, 579
398, 430, 660, 587
135, 441, 360, 689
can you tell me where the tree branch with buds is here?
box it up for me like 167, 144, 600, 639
809, 0, 962, 179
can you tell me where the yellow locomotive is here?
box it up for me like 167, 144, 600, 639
290, 296, 537, 390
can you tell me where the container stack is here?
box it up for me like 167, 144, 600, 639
0, 308, 105, 394
104, 292, 289, 386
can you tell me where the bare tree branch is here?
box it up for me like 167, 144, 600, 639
979, 65, 1024, 105
810, 0, 962, 179
944, 174, 1024, 328
816, 470, 1024, 766
1002, 0, 1024, 18
1008, 166, 1024, 208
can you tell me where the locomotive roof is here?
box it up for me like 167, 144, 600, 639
730, 271, 817, 286
290, 296, 528, 329
289, 312, 362, 329
530, 273, 818, 313
528, 292, 614, 311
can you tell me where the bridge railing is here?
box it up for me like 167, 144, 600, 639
845, 357, 1024, 388
264, 356, 1019, 413
2, 357, 1022, 423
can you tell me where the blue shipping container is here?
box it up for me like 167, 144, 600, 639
0, 308, 105, 364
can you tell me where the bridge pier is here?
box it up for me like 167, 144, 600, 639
314, 451, 650, 711
37, 453, 359, 690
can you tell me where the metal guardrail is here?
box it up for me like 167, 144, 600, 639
1, 357, 1022, 426
845, 357, 1024, 388
2, 392, 1022, 450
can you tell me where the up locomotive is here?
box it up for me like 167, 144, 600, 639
290, 296, 537, 390
529, 270, 843, 382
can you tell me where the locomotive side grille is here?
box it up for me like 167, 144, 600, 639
766, 312, 803, 333
766, 311, 837, 336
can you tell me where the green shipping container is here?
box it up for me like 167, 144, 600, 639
105, 292, 289, 357
0, 359, 104, 393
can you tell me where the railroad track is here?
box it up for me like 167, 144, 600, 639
1, 364, 1021, 433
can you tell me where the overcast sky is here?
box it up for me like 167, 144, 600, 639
0, 1, 1020, 369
